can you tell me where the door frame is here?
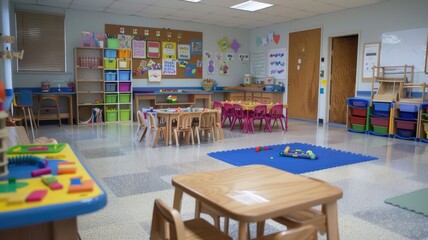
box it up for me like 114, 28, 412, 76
326, 32, 361, 124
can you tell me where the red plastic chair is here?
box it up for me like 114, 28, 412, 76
266, 104, 286, 132
249, 105, 268, 133
230, 104, 246, 131
221, 103, 234, 127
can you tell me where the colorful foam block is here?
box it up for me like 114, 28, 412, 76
70, 178, 82, 185
42, 176, 58, 186
49, 182, 63, 190
68, 180, 94, 193
31, 168, 52, 177
26, 190, 48, 202
58, 167, 76, 175
8, 194, 27, 205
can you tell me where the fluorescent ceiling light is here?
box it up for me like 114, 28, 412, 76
230, 0, 273, 12
182, 0, 202, 2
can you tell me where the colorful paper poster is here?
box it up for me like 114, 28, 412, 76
226, 52, 234, 61
239, 53, 250, 62
207, 59, 215, 75
148, 70, 162, 82
147, 41, 160, 58
81, 31, 94, 47
215, 52, 223, 61
190, 40, 202, 54
184, 64, 196, 77
118, 34, 132, 48
162, 59, 177, 75
162, 41, 176, 59
132, 40, 146, 59
178, 44, 191, 60
268, 48, 287, 80
178, 60, 188, 68
219, 61, 230, 75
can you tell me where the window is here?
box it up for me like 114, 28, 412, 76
15, 11, 65, 72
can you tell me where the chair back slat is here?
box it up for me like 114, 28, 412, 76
151, 199, 186, 240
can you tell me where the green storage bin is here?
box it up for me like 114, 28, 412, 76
105, 94, 117, 103
107, 38, 119, 49
373, 125, 388, 134
352, 124, 365, 131
119, 109, 130, 121
106, 109, 118, 122
104, 58, 117, 69
119, 93, 131, 103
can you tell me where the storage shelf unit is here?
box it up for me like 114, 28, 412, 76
419, 103, 428, 143
392, 103, 419, 141
346, 98, 370, 133
368, 101, 393, 137
74, 47, 132, 124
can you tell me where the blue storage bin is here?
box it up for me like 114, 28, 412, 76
347, 98, 369, 108
119, 70, 131, 81
399, 103, 418, 113
105, 71, 117, 81
399, 111, 417, 119
104, 49, 117, 58
372, 111, 389, 117
105, 83, 117, 92
396, 129, 416, 138
373, 102, 391, 112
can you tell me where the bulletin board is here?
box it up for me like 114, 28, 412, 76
105, 24, 203, 79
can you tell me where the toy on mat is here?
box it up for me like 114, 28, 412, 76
279, 146, 318, 160
255, 146, 273, 152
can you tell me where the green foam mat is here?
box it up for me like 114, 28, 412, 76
385, 188, 428, 217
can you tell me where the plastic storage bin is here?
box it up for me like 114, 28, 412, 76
119, 71, 131, 81
370, 116, 389, 127
119, 82, 131, 92
399, 104, 418, 112
373, 126, 388, 134
395, 120, 417, 130
373, 102, 391, 112
119, 93, 131, 103
399, 111, 418, 119
105, 94, 118, 103
105, 108, 118, 122
104, 49, 117, 58
105, 71, 117, 81
423, 122, 428, 132
347, 98, 369, 108
351, 124, 365, 131
350, 107, 367, 117
119, 109, 131, 121
117, 58, 130, 69
105, 83, 117, 92
107, 39, 119, 49
104, 58, 117, 69
372, 110, 390, 117
397, 129, 416, 138
118, 49, 131, 58
350, 116, 366, 125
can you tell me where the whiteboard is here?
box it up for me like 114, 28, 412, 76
380, 28, 427, 72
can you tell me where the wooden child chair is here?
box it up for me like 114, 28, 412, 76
150, 198, 232, 240
135, 111, 148, 142
146, 112, 168, 148
195, 111, 216, 144
173, 113, 194, 147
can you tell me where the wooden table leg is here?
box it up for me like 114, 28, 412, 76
68, 95, 73, 125
238, 221, 249, 240
324, 201, 340, 240
173, 189, 183, 211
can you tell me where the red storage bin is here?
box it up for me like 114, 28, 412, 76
350, 116, 366, 125
395, 120, 417, 130
350, 107, 367, 117
370, 117, 389, 127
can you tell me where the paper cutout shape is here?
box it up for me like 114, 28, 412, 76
262, 37, 268, 46
256, 37, 262, 47
239, 54, 249, 62
208, 60, 215, 75
204, 51, 212, 59
226, 52, 234, 61
178, 60, 188, 67
268, 32, 274, 42
231, 39, 240, 53
185, 64, 196, 77
148, 70, 162, 82
219, 61, 230, 75
218, 37, 230, 51
162, 41, 176, 59
215, 52, 223, 61
273, 34, 280, 44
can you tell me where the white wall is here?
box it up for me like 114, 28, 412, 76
9, 4, 251, 88
250, 0, 428, 122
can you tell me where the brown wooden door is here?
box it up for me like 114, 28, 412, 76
329, 35, 358, 124
288, 28, 321, 121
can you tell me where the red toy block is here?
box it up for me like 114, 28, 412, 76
49, 182, 63, 190
26, 190, 48, 202
31, 168, 52, 177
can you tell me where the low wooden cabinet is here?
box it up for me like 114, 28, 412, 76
225, 92, 245, 101
225, 91, 283, 103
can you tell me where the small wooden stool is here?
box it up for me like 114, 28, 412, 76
37, 95, 62, 127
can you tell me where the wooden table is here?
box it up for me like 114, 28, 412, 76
156, 109, 219, 145
172, 165, 342, 240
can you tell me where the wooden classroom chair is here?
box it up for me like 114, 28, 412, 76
194, 111, 217, 144
146, 112, 168, 148
173, 113, 194, 147
135, 111, 148, 142
150, 198, 232, 240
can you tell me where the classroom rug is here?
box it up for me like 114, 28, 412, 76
207, 142, 377, 174
385, 188, 428, 217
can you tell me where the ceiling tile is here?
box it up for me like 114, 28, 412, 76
151, 0, 193, 9
114, 0, 157, 4
71, 0, 114, 7
138, 5, 178, 15
105, 7, 141, 15
37, 0, 71, 8
69, 3, 107, 12
184, 3, 225, 13
108, 1, 150, 11
11, 0, 37, 4
168, 9, 207, 19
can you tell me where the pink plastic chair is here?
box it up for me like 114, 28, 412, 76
266, 104, 286, 132
249, 105, 268, 133
230, 104, 246, 131
221, 103, 234, 127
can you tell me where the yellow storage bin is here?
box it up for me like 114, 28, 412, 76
104, 58, 117, 69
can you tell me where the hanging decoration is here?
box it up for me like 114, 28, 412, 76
256, 32, 281, 47
218, 37, 230, 51
230, 39, 240, 53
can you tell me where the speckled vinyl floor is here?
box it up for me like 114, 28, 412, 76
36, 120, 428, 240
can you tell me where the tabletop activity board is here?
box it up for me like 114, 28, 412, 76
0, 143, 106, 230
